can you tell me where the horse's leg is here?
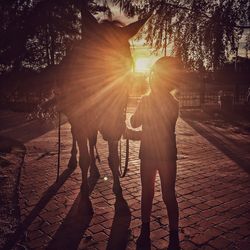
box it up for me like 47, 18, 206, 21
108, 140, 122, 196
89, 130, 100, 179
70, 121, 90, 196
68, 125, 78, 169
77, 137, 90, 197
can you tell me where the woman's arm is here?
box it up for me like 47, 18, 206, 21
130, 98, 144, 128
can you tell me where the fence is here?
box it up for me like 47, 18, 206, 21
129, 85, 248, 110
1, 85, 249, 112
178, 84, 248, 109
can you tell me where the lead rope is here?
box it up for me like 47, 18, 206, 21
119, 104, 130, 178
119, 41, 136, 178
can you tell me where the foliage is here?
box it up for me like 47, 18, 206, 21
111, 0, 250, 71
1, 0, 249, 74
0, 0, 109, 74
244, 32, 250, 57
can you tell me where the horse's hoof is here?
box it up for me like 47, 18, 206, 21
68, 157, 77, 169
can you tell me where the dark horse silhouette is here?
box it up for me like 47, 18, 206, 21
55, 10, 150, 202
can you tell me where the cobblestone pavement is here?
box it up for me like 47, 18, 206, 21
6, 114, 250, 249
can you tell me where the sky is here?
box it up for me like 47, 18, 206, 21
107, 5, 162, 74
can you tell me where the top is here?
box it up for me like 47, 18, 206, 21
130, 92, 179, 161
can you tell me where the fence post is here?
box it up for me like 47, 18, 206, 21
57, 112, 61, 181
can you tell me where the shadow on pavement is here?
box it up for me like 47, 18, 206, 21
45, 175, 99, 250
88, 174, 100, 195
181, 111, 250, 174
107, 195, 131, 250
46, 194, 94, 250
0, 111, 68, 144
3, 166, 75, 250
0, 119, 57, 144
0, 135, 26, 153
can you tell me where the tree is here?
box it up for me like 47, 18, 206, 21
244, 32, 250, 58
0, 0, 109, 74
111, 0, 250, 71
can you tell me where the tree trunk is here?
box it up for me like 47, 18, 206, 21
45, 25, 51, 66
49, 23, 55, 65
81, 0, 89, 38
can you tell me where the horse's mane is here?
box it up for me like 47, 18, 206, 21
100, 19, 126, 27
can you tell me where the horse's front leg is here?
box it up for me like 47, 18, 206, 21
70, 122, 93, 214
89, 131, 100, 179
68, 125, 78, 169
108, 140, 122, 196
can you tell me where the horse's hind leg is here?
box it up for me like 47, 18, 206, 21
77, 137, 90, 197
108, 140, 122, 196
68, 125, 77, 169
89, 131, 100, 179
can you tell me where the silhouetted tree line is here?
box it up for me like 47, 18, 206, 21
0, 0, 249, 102
0, 0, 109, 74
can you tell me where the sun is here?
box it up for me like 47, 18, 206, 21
134, 57, 153, 73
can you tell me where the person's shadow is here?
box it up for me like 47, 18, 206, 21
106, 195, 131, 250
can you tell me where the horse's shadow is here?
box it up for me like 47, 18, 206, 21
46, 175, 99, 250
46, 176, 131, 250
106, 195, 131, 250
46, 193, 94, 250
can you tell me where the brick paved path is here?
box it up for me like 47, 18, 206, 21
10, 116, 250, 249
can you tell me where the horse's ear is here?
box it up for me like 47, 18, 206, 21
82, 9, 98, 30
122, 12, 152, 39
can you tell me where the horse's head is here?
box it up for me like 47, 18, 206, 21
60, 10, 151, 137
82, 10, 151, 81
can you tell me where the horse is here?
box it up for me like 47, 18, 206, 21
55, 9, 150, 203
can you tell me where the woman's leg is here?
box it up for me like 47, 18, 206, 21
140, 160, 157, 224
158, 161, 179, 231
158, 161, 180, 249
137, 160, 157, 247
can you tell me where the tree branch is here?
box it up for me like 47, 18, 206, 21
235, 25, 250, 29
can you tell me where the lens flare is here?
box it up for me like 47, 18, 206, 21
134, 57, 153, 73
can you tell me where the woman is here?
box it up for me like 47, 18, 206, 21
130, 57, 184, 250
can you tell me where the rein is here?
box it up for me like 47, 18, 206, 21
119, 41, 137, 178
119, 102, 130, 178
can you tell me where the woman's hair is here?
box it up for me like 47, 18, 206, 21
150, 56, 184, 92
152, 56, 184, 75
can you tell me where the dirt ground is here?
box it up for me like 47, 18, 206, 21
0, 137, 26, 249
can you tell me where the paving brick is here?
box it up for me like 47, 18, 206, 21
152, 238, 167, 249
93, 232, 108, 242
180, 240, 197, 250
27, 230, 44, 241
209, 236, 232, 249
89, 224, 105, 234
151, 228, 167, 240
